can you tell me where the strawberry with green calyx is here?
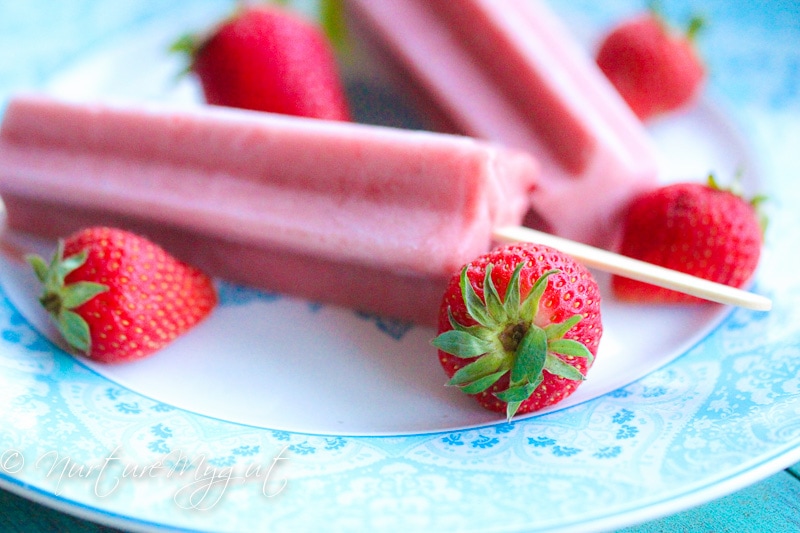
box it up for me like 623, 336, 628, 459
596, 6, 706, 120
612, 174, 766, 304
433, 243, 603, 421
28, 227, 218, 364
172, 2, 351, 121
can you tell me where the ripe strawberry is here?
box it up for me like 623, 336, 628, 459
28, 227, 218, 364
433, 243, 603, 421
173, 4, 351, 121
596, 12, 705, 120
612, 176, 765, 303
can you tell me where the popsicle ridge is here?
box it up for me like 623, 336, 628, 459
428, 0, 596, 174
343, 0, 661, 248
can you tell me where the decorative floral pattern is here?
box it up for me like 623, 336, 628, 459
0, 1, 799, 532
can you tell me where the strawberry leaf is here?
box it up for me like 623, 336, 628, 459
519, 269, 558, 318
545, 315, 582, 341
495, 381, 537, 403
319, 0, 348, 52
44, 241, 66, 287
432, 330, 492, 358
686, 14, 704, 41
460, 266, 494, 328
504, 374, 544, 421
502, 261, 525, 320
447, 354, 504, 386
57, 309, 92, 354
752, 194, 769, 234
458, 370, 506, 394
483, 264, 505, 322
57, 247, 88, 279
505, 401, 522, 421
510, 325, 547, 384
27, 255, 49, 284
544, 354, 586, 381
61, 282, 109, 310
169, 33, 198, 56
446, 308, 494, 341
548, 338, 594, 362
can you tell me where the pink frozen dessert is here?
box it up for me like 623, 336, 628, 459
0, 94, 538, 325
343, 0, 660, 249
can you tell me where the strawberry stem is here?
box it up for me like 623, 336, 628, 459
40, 291, 62, 315
499, 322, 528, 353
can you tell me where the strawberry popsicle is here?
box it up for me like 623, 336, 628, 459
343, 0, 660, 248
0, 94, 538, 325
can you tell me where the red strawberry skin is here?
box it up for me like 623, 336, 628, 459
437, 243, 603, 416
596, 14, 704, 120
59, 227, 217, 363
612, 182, 763, 303
190, 6, 351, 121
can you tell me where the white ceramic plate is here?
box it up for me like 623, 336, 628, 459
0, 1, 798, 532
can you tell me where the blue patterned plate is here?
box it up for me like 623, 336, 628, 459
0, 1, 798, 531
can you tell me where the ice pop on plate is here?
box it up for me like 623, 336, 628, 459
343, 0, 660, 248
0, 94, 538, 325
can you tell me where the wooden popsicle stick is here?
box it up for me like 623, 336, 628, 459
492, 226, 772, 311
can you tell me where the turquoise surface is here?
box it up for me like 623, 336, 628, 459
3, 467, 800, 532
1, 1, 799, 531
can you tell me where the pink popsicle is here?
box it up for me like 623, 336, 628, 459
0, 94, 538, 325
343, 0, 660, 249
